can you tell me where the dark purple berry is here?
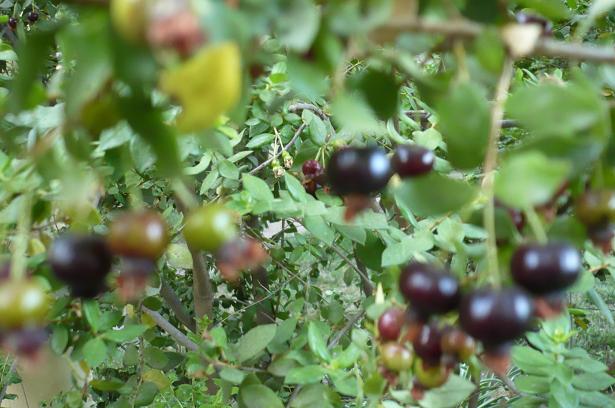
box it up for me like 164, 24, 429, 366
510, 243, 581, 295
413, 324, 443, 366
378, 307, 405, 341
399, 262, 460, 318
392, 145, 434, 178
48, 234, 113, 298
327, 147, 392, 195
302, 160, 323, 178
459, 287, 533, 349
8, 17, 17, 30
27, 11, 39, 23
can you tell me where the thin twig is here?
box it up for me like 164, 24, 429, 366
404, 110, 519, 129
328, 311, 364, 349
143, 307, 198, 351
382, 18, 615, 64
249, 123, 307, 175
330, 245, 374, 296
288, 103, 328, 121
482, 58, 515, 286
160, 280, 196, 332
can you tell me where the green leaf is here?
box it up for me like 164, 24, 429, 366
220, 367, 247, 385
566, 357, 608, 373
219, 160, 240, 180
239, 384, 284, 408
285, 173, 308, 202
436, 82, 489, 169
91, 378, 125, 392
395, 173, 477, 217
511, 346, 554, 375
515, 0, 571, 20
83, 337, 107, 368
243, 174, 275, 202
419, 375, 476, 408
103, 325, 148, 343
381, 231, 434, 267
578, 390, 615, 407
308, 321, 331, 362
587, 288, 615, 324
289, 384, 342, 408
304, 216, 335, 245
246, 133, 274, 148
8, 21, 66, 113
572, 372, 615, 391
354, 68, 400, 121
235, 324, 277, 363
285, 365, 326, 384
134, 382, 158, 407
495, 152, 570, 209
515, 375, 550, 394
275, 0, 320, 52
507, 82, 608, 139
83, 300, 102, 333
50, 325, 69, 354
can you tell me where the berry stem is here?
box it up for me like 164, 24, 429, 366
10, 193, 32, 281
482, 58, 515, 287
525, 207, 548, 244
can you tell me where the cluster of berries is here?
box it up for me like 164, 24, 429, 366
376, 240, 581, 399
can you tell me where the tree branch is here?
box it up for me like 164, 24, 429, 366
288, 103, 329, 121
174, 184, 214, 323
382, 18, 615, 64
143, 307, 198, 351
160, 280, 196, 332
249, 123, 307, 175
330, 245, 374, 296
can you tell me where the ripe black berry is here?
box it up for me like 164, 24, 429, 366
459, 287, 533, 349
327, 147, 392, 195
510, 243, 581, 295
399, 262, 460, 318
48, 234, 112, 298
27, 11, 39, 23
302, 159, 323, 178
413, 323, 443, 366
8, 17, 17, 30
378, 307, 405, 341
391, 145, 434, 178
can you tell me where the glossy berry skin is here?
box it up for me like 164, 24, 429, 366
391, 145, 435, 178
8, 17, 17, 29
510, 243, 581, 295
399, 262, 460, 318
0, 280, 49, 329
413, 358, 449, 389
27, 11, 39, 23
441, 327, 476, 362
575, 190, 615, 227
413, 324, 443, 365
459, 287, 533, 349
183, 204, 238, 252
380, 343, 413, 372
48, 234, 112, 298
378, 307, 405, 341
302, 160, 323, 178
327, 147, 392, 195
108, 210, 170, 260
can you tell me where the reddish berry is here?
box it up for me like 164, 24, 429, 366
392, 145, 434, 178
107, 210, 170, 260
440, 327, 476, 362
413, 324, 443, 366
380, 342, 413, 372
378, 307, 405, 341
302, 159, 323, 178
